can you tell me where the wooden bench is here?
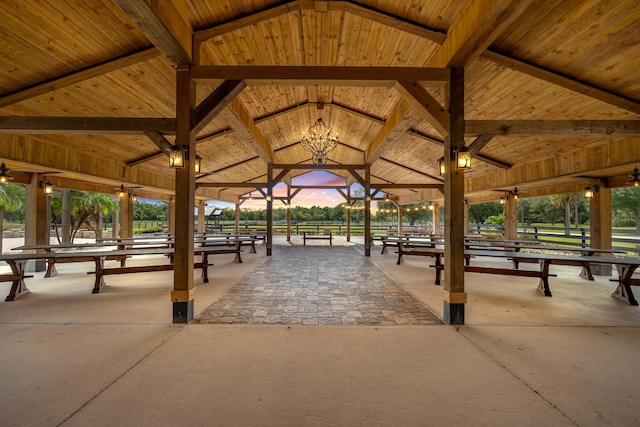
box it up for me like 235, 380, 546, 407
87, 245, 243, 293
303, 230, 333, 245
0, 244, 244, 300
12, 243, 129, 278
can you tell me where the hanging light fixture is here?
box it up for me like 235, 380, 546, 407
117, 184, 127, 198
131, 193, 138, 202
169, 145, 186, 169
437, 157, 445, 176
41, 180, 54, 195
500, 196, 507, 205
626, 166, 640, 187
455, 145, 471, 170
300, 102, 339, 166
428, 201, 434, 211
194, 155, 202, 173
0, 162, 13, 184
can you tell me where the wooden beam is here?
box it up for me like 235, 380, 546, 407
272, 163, 365, 170
463, 137, 640, 194
395, 81, 450, 137
0, 137, 175, 192
481, 50, 640, 115
191, 66, 450, 85
407, 128, 511, 169
196, 156, 260, 180
224, 99, 275, 163
467, 134, 495, 155
191, 80, 246, 135
366, 100, 413, 163
126, 131, 173, 166
379, 157, 443, 182
342, 2, 446, 44
197, 182, 267, 188
113, 0, 192, 65
0, 117, 176, 134
428, 0, 531, 68
371, 183, 443, 190
465, 120, 640, 136
0, 48, 161, 108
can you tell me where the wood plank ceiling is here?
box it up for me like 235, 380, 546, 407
0, 0, 638, 204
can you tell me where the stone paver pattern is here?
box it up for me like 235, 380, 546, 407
194, 245, 442, 326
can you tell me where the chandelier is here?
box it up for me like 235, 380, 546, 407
301, 117, 339, 166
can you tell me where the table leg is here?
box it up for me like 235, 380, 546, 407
45, 257, 58, 278
4, 260, 30, 301
91, 256, 106, 293
201, 253, 209, 283
235, 242, 243, 263
537, 260, 552, 297
434, 254, 442, 286
611, 264, 639, 306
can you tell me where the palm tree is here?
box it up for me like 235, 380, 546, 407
50, 191, 118, 242
0, 183, 24, 253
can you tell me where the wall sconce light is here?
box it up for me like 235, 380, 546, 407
41, 180, 54, 195
265, 194, 272, 202
455, 146, 471, 170
437, 157, 445, 176
194, 155, 202, 173
499, 196, 507, 205
366, 195, 372, 202
428, 202, 434, 211
131, 193, 138, 202
169, 145, 186, 169
584, 185, 597, 199
0, 162, 13, 184
626, 166, 640, 187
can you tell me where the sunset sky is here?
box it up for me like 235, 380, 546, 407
209, 170, 362, 210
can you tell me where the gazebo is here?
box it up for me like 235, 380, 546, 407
0, 0, 638, 324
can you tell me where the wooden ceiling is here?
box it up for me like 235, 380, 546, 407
0, 0, 638, 204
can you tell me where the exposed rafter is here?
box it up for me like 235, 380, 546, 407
0, 117, 176, 134
395, 81, 450, 137
465, 120, 640, 136
0, 48, 161, 109
223, 98, 275, 163
113, 0, 192, 65
379, 157, 443, 183
366, 100, 414, 163
191, 80, 246, 135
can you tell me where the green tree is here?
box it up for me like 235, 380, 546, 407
0, 183, 24, 253
613, 187, 640, 230
549, 193, 583, 235
468, 201, 503, 224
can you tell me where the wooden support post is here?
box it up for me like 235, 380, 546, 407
504, 196, 517, 240
443, 67, 466, 325
266, 163, 273, 256
590, 182, 612, 276
364, 165, 371, 256
111, 211, 118, 238
346, 187, 351, 242
464, 200, 469, 235
168, 197, 176, 235
397, 203, 403, 233
234, 202, 240, 233
61, 189, 71, 244
171, 64, 196, 324
432, 204, 441, 234
24, 174, 48, 272
286, 186, 291, 242
197, 200, 205, 233
119, 193, 134, 238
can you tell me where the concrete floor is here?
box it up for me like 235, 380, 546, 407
1, 235, 639, 426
